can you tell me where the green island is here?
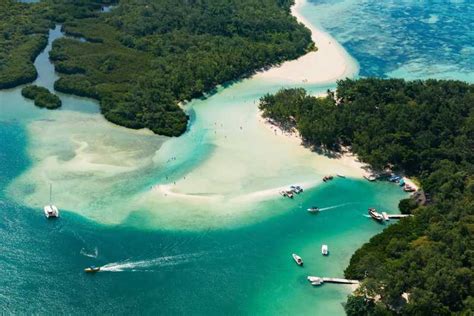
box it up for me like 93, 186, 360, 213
21, 85, 62, 109
1, 0, 312, 136
0, 1, 52, 89
259, 78, 474, 315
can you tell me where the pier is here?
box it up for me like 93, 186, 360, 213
322, 277, 359, 284
308, 276, 359, 285
380, 212, 413, 220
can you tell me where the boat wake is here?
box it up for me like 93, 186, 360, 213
319, 202, 356, 212
80, 247, 98, 258
99, 252, 206, 272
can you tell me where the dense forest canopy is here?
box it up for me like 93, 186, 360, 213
0, 1, 52, 88
21, 84, 62, 109
259, 79, 473, 315
0, 0, 312, 136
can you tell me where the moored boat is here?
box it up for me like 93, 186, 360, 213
337, 174, 346, 178
292, 253, 303, 266
280, 190, 294, 198
290, 185, 303, 194
321, 244, 328, 256
44, 184, 59, 218
404, 185, 416, 192
44, 205, 59, 218
368, 208, 384, 222
364, 175, 377, 182
307, 276, 324, 285
322, 175, 334, 182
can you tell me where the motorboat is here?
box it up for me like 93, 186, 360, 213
307, 276, 324, 285
307, 206, 319, 213
292, 253, 303, 266
389, 175, 401, 182
44, 184, 59, 218
321, 244, 329, 256
364, 175, 377, 182
337, 174, 346, 178
368, 208, 384, 222
280, 190, 294, 199
323, 175, 334, 182
290, 185, 303, 194
84, 266, 100, 273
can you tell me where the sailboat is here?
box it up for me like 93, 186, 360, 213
43, 183, 59, 218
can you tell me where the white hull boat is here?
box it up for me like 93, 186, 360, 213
44, 183, 59, 218
307, 276, 324, 286
44, 204, 59, 218
321, 244, 328, 256
292, 253, 303, 266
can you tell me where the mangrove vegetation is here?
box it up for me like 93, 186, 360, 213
21, 85, 62, 109
0, 1, 52, 89
1, 0, 312, 136
259, 78, 473, 315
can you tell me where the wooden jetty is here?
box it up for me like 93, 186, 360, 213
386, 214, 413, 219
308, 276, 359, 285
322, 277, 359, 285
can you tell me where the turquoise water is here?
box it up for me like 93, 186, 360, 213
1, 1, 471, 314
307, 0, 473, 82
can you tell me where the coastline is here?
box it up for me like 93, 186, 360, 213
255, 0, 359, 84
257, 110, 373, 179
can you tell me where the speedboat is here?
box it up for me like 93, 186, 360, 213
389, 175, 401, 182
280, 190, 294, 199
368, 208, 384, 222
337, 174, 346, 178
364, 175, 377, 182
44, 204, 59, 218
307, 206, 319, 213
321, 244, 328, 256
307, 276, 324, 285
84, 266, 100, 273
322, 175, 334, 182
290, 185, 303, 194
292, 253, 303, 266
404, 185, 416, 192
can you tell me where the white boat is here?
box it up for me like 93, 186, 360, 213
84, 266, 100, 273
307, 276, 324, 285
307, 206, 319, 213
292, 253, 303, 266
364, 175, 377, 182
337, 174, 346, 178
44, 184, 59, 218
290, 185, 303, 194
368, 208, 383, 222
321, 244, 328, 256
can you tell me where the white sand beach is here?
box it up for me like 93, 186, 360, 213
255, 0, 359, 84
257, 110, 373, 179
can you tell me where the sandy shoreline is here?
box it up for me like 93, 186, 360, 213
257, 110, 373, 179
255, 0, 358, 84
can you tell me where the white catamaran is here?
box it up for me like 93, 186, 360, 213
44, 183, 59, 218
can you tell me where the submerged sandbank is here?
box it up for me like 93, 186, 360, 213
255, 0, 359, 84
7, 0, 381, 230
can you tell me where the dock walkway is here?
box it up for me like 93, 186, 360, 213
321, 277, 359, 284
